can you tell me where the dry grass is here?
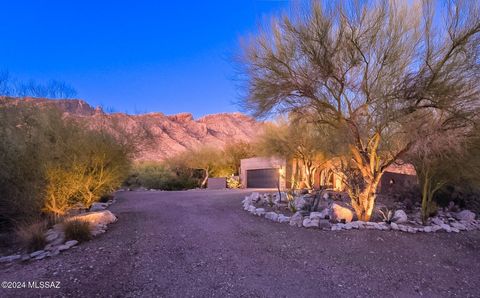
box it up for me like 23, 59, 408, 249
15, 221, 48, 252
63, 219, 92, 242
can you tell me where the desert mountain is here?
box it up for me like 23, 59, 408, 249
0, 97, 261, 161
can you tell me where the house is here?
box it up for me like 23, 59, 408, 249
240, 157, 417, 194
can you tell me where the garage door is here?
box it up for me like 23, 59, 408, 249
246, 169, 279, 188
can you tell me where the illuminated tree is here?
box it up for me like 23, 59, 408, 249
240, 0, 480, 220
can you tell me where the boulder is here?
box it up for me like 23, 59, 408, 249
254, 208, 265, 216
454, 210, 476, 222
440, 223, 452, 232
248, 205, 256, 213
289, 212, 303, 227
294, 196, 309, 211
450, 222, 466, 230
302, 218, 319, 228
390, 222, 399, 230
331, 204, 353, 223
265, 212, 278, 221
70, 210, 117, 226
432, 217, 444, 226
423, 226, 433, 233
249, 192, 261, 203
89, 202, 108, 212
65, 240, 79, 248
392, 210, 408, 224
277, 214, 291, 223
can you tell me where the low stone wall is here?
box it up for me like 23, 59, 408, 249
242, 192, 480, 234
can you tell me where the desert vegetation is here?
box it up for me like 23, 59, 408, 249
0, 101, 131, 250
239, 0, 480, 222
128, 141, 256, 190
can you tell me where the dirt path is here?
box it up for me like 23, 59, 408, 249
1, 190, 479, 297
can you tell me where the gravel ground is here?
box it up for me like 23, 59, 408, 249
1, 189, 479, 297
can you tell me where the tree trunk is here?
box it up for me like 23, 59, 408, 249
200, 168, 209, 188
304, 162, 315, 189
419, 168, 443, 225
349, 177, 381, 221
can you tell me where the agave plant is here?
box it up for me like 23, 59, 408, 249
378, 208, 394, 224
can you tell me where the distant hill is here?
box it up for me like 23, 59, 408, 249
0, 97, 261, 161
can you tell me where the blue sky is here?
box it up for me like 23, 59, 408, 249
0, 0, 290, 117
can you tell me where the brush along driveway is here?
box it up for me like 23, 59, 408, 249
1, 190, 480, 297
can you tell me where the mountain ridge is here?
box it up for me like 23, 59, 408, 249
0, 96, 261, 161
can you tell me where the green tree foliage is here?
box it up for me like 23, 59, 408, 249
239, 0, 480, 220
0, 103, 131, 228
256, 117, 332, 189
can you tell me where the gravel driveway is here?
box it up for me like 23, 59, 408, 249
1, 189, 479, 297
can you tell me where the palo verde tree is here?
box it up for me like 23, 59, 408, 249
239, 0, 480, 220
256, 117, 331, 189
408, 118, 480, 224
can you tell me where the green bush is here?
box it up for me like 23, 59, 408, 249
63, 219, 92, 242
0, 100, 132, 230
131, 162, 198, 190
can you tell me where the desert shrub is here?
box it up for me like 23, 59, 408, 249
63, 219, 92, 242
0, 101, 132, 230
42, 118, 131, 217
15, 221, 48, 252
227, 176, 241, 189
133, 162, 198, 190
0, 104, 53, 229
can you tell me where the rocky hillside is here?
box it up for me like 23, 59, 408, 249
0, 97, 261, 161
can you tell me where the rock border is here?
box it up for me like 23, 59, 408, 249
242, 192, 480, 234
0, 197, 118, 264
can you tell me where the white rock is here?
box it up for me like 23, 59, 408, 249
45, 232, 59, 243
332, 223, 345, 231
440, 223, 452, 232
309, 212, 324, 220
265, 212, 278, 221
249, 192, 261, 202
255, 208, 265, 216
65, 240, 79, 247
58, 244, 69, 251
454, 210, 476, 222
248, 205, 256, 213
344, 223, 353, 230
35, 252, 48, 260
431, 225, 443, 232
331, 204, 353, 223
294, 196, 308, 210
277, 214, 291, 223
0, 255, 21, 263
450, 222, 466, 230
303, 218, 319, 228
423, 226, 432, 233
390, 222, 399, 230
289, 212, 303, 227
70, 210, 117, 226
392, 210, 408, 224
451, 227, 460, 233
432, 217, 444, 226
349, 221, 359, 229
30, 250, 45, 258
